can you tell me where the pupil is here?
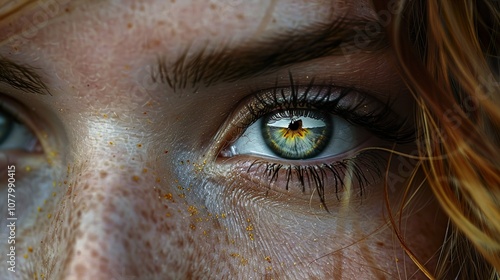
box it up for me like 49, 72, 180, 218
288, 120, 302, 131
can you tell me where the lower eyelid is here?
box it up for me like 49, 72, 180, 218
216, 150, 388, 206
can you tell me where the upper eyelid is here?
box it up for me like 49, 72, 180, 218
212, 79, 415, 163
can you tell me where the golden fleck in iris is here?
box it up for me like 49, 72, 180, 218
281, 120, 308, 139
190, 224, 196, 230
28, 246, 33, 252
25, 166, 31, 172
132, 175, 140, 182
265, 256, 271, 262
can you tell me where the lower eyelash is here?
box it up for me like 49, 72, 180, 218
245, 150, 387, 210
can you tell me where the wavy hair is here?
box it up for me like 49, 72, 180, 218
374, 0, 500, 278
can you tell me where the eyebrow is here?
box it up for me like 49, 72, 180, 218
152, 17, 388, 92
0, 57, 50, 95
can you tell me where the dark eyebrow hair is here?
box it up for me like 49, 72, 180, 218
0, 57, 50, 95
152, 17, 388, 92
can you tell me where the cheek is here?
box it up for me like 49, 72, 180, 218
1, 146, 446, 279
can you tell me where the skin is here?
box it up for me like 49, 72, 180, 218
0, 0, 447, 279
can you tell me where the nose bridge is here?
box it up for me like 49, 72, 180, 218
56, 142, 161, 279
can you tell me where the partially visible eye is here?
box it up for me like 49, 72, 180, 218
0, 104, 40, 152
225, 109, 370, 160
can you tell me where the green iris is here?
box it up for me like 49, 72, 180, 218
262, 110, 331, 159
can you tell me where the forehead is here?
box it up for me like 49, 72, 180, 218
0, 0, 377, 47
0, 0, 385, 114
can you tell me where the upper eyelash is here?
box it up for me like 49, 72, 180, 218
241, 72, 416, 144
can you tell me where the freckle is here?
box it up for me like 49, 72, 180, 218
210, 3, 217, 10
127, 22, 133, 29
132, 175, 140, 182
236, 13, 244, 20
137, 144, 142, 148
265, 256, 271, 263
28, 246, 33, 253
74, 264, 86, 277
47, 213, 52, 219
156, 177, 161, 183
52, 192, 57, 197
190, 224, 196, 230
376, 242, 385, 247
96, 194, 104, 202
164, 150, 168, 154
143, 112, 147, 115
102, 114, 108, 118
23, 254, 28, 259
64, 180, 67, 184
37, 207, 42, 212
142, 168, 148, 173
109, 142, 113, 145
100, 171, 107, 178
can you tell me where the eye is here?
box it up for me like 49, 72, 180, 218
215, 76, 414, 208
0, 103, 40, 152
226, 109, 370, 160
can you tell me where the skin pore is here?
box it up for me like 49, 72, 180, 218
0, 0, 447, 279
